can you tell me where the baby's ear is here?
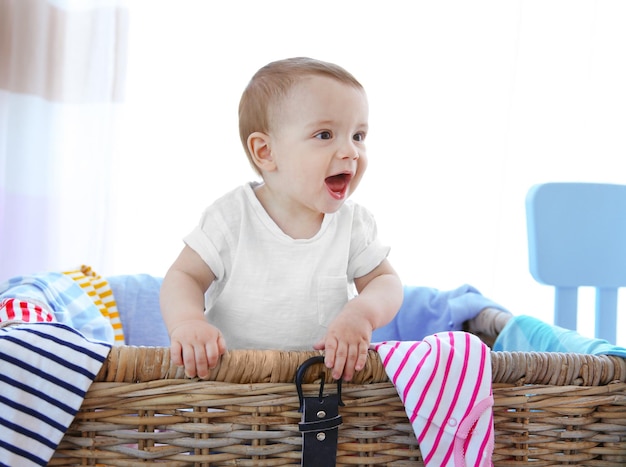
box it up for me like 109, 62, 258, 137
247, 132, 276, 172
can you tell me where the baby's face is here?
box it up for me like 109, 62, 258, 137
265, 75, 369, 216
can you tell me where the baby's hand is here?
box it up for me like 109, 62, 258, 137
313, 307, 372, 381
169, 320, 226, 379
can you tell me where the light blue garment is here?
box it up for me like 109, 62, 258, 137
109, 278, 506, 347
107, 274, 169, 347
372, 284, 508, 342
493, 315, 626, 357
0, 272, 115, 344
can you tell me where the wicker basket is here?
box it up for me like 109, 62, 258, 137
51, 342, 626, 466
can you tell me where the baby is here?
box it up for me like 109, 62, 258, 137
160, 57, 403, 381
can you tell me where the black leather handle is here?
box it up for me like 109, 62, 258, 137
295, 356, 345, 467
295, 355, 343, 411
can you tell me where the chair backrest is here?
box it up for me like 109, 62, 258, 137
526, 182, 626, 343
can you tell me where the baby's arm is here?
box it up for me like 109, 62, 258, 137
160, 245, 226, 379
314, 259, 403, 381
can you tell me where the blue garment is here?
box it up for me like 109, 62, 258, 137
493, 314, 626, 357
0, 273, 114, 343
372, 284, 507, 342
107, 274, 169, 347
106, 276, 507, 347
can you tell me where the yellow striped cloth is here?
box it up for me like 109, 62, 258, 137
62, 265, 125, 344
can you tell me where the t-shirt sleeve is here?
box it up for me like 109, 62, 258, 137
347, 204, 391, 279
183, 208, 226, 281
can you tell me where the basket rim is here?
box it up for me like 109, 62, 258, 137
96, 346, 626, 387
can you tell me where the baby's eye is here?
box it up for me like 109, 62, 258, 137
353, 132, 366, 142
315, 131, 332, 140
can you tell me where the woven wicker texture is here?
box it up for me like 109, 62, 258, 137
52, 346, 626, 466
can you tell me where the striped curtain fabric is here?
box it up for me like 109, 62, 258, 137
0, 0, 129, 282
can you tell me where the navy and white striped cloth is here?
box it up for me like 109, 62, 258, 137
0, 322, 111, 466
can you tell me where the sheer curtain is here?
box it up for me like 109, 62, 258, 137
0, 0, 128, 280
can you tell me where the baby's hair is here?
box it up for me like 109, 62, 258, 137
238, 57, 364, 175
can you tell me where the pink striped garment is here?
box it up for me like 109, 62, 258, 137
373, 331, 494, 466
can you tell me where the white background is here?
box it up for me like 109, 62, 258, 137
109, 1, 626, 344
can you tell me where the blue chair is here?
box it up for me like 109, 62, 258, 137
526, 182, 626, 343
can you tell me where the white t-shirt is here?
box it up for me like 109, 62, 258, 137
184, 182, 390, 350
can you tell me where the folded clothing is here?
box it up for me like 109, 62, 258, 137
493, 315, 626, 357
63, 265, 125, 344
373, 284, 509, 342
107, 274, 169, 347
0, 272, 115, 344
105, 279, 508, 347
0, 298, 55, 326
0, 322, 111, 466
104, 278, 510, 347
373, 332, 494, 466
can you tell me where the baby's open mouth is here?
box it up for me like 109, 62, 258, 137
325, 173, 352, 199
